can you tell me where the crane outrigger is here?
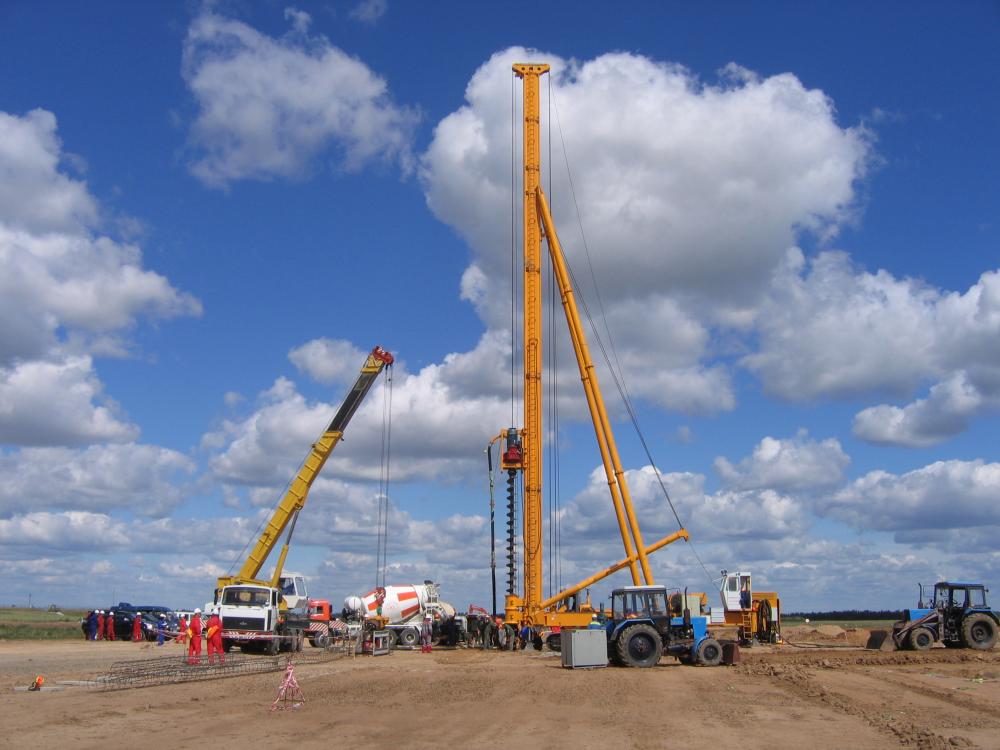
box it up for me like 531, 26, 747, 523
495, 63, 689, 632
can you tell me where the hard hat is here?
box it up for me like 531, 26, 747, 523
194, 608, 201, 614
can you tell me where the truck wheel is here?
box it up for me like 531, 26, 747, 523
312, 634, 329, 649
695, 637, 722, 666
908, 627, 934, 651
962, 613, 998, 650
399, 627, 419, 647
615, 624, 662, 668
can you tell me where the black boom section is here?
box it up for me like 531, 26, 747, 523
327, 372, 380, 433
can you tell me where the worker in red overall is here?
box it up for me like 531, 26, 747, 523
132, 611, 143, 641
105, 611, 116, 640
97, 611, 106, 640
205, 608, 224, 665
187, 608, 203, 664
176, 614, 187, 646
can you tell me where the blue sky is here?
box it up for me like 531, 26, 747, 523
1, 1, 998, 614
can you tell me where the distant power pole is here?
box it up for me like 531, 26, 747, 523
27, 593, 32, 609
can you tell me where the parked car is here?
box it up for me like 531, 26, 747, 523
109, 602, 180, 641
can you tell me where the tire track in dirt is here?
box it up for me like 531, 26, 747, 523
866, 668, 1000, 722
739, 661, 982, 748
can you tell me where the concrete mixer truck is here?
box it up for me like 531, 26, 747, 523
344, 582, 457, 648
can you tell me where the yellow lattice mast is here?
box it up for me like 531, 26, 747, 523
499, 63, 688, 629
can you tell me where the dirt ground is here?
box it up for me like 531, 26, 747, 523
2, 626, 999, 750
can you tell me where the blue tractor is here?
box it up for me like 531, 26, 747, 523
606, 585, 722, 667
889, 581, 998, 651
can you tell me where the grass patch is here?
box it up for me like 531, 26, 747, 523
0, 607, 89, 640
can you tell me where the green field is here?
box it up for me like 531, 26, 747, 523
0, 607, 89, 640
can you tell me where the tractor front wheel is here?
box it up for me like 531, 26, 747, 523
615, 624, 662, 668
962, 614, 998, 650
909, 626, 934, 651
695, 637, 723, 666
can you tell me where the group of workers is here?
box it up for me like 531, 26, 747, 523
465, 614, 544, 651
79, 606, 226, 665
82, 609, 119, 641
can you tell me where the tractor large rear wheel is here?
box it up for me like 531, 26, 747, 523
909, 626, 934, 651
962, 614, 998, 650
615, 624, 662, 668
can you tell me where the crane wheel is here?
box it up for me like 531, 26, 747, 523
908, 626, 934, 651
962, 614, 998, 650
695, 637, 722, 666
615, 624, 662, 668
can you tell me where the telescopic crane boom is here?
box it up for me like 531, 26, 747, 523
217, 346, 394, 593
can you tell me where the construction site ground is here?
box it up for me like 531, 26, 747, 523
2, 625, 999, 750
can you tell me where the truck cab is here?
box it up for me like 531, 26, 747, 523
216, 583, 308, 654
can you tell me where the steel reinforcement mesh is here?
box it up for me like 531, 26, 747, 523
97, 648, 349, 691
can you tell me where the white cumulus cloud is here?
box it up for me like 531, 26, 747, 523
0, 443, 196, 517
182, 10, 418, 187
819, 459, 1000, 534
714, 432, 850, 492
0, 108, 200, 448
420, 48, 871, 418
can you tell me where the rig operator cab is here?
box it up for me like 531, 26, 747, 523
606, 585, 722, 667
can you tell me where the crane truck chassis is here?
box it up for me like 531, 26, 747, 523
214, 346, 394, 654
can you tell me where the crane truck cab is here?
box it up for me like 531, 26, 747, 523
216, 583, 308, 654
606, 585, 722, 667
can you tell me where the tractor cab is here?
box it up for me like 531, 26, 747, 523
929, 582, 989, 611
611, 586, 672, 632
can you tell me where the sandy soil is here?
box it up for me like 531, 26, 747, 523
2, 627, 999, 750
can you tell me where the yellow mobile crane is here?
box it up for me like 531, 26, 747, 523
215, 346, 393, 654
495, 64, 689, 635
